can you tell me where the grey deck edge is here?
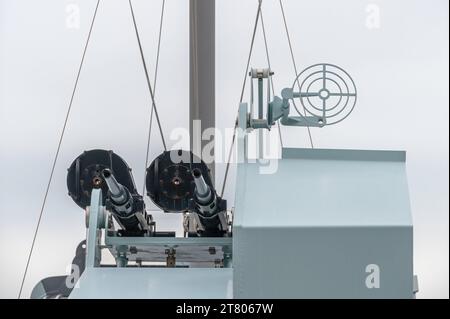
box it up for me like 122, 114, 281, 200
282, 148, 406, 162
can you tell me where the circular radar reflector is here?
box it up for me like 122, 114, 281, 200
291, 63, 357, 125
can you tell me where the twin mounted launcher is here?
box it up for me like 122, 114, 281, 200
67, 149, 228, 238
31, 149, 230, 298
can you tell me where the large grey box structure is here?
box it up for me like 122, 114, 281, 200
233, 148, 415, 298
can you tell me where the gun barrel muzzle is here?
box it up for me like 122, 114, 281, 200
192, 169, 212, 204
102, 169, 127, 204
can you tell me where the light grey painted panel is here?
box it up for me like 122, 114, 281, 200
70, 267, 232, 299
234, 226, 413, 299
233, 148, 414, 298
235, 149, 412, 227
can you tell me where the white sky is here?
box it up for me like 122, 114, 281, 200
0, 0, 448, 298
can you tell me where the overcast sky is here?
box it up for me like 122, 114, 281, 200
0, 0, 448, 298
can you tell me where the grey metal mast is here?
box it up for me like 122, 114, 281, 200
190, 0, 215, 183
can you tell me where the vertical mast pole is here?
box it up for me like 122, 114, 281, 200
190, 0, 215, 183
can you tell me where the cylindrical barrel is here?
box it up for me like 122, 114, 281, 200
192, 169, 212, 204
102, 168, 140, 230
102, 169, 127, 204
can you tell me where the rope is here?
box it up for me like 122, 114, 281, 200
129, 0, 167, 151
17, 0, 101, 299
141, 0, 166, 197
220, 0, 263, 198
279, 0, 314, 148
260, 8, 284, 148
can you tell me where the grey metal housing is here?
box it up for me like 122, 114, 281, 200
233, 148, 416, 298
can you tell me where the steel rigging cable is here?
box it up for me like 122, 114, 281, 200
220, 0, 315, 198
18, 0, 101, 299
18, 0, 168, 298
